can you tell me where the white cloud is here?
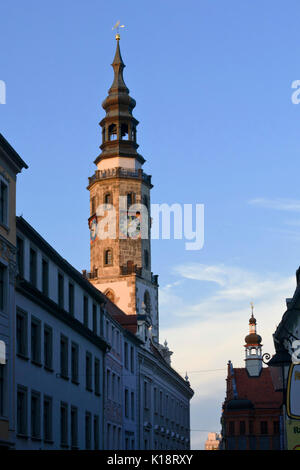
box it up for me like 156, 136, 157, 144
159, 262, 295, 449
249, 198, 300, 212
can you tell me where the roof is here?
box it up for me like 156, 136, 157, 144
226, 367, 282, 409
0, 133, 28, 173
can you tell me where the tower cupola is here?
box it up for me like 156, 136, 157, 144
244, 303, 263, 376
95, 35, 145, 166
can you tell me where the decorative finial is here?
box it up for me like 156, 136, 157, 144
112, 20, 125, 40
250, 301, 254, 316
185, 372, 189, 382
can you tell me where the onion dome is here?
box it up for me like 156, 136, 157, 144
244, 332, 262, 345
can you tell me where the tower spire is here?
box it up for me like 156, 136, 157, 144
110, 36, 128, 94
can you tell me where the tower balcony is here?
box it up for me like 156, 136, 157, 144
88, 166, 152, 187
82, 266, 158, 286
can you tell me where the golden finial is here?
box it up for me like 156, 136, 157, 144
112, 20, 125, 40
250, 302, 254, 315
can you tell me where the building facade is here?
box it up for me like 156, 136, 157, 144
0, 134, 27, 449
221, 310, 282, 450
14, 217, 109, 449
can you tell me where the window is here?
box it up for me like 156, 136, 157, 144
124, 342, 128, 369
121, 123, 128, 140
104, 193, 112, 205
16, 309, 28, 357
85, 412, 92, 449
130, 346, 134, 373
260, 421, 268, 435
43, 396, 52, 442
117, 377, 121, 404
106, 369, 111, 398
44, 325, 53, 370
95, 358, 100, 396
83, 296, 89, 327
0, 179, 8, 226
112, 373, 116, 401
273, 421, 280, 434
60, 335, 68, 379
0, 264, 6, 311
100, 307, 104, 336
71, 342, 79, 384
125, 389, 129, 418
108, 123, 117, 141
144, 250, 149, 269
104, 249, 112, 266
17, 237, 24, 277
31, 317, 41, 364
240, 421, 246, 435
42, 259, 49, 296
0, 365, 4, 416
31, 391, 41, 439
229, 421, 235, 435
58, 273, 64, 308
127, 192, 135, 208
159, 391, 163, 416
71, 406, 78, 448
94, 415, 99, 450
131, 391, 135, 420
154, 387, 158, 414
144, 381, 149, 409
93, 304, 97, 334
91, 196, 96, 215
249, 420, 254, 435
69, 283, 74, 316
60, 402, 68, 447
17, 386, 28, 436
144, 291, 151, 314
86, 352, 92, 391
30, 248, 37, 287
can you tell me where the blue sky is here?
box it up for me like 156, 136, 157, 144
2, 0, 300, 449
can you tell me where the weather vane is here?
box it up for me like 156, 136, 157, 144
112, 20, 125, 40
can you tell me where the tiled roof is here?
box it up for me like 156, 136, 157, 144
230, 367, 283, 408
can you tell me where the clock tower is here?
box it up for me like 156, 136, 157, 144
86, 35, 159, 342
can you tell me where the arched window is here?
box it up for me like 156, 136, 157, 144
104, 249, 113, 266
127, 192, 135, 208
104, 193, 112, 205
104, 289, 115, 303
108, 124, 117, 141
121, 123, 129, 140
144, 291, 151, 314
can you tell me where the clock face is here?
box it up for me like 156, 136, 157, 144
90, 219, 97, 242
